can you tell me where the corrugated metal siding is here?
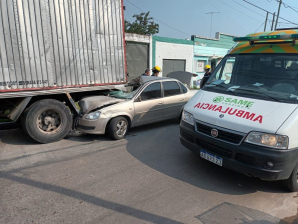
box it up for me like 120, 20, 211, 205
0, 0, 126, 91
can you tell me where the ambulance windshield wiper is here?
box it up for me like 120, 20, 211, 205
205, 82, 236, 95
233, 88, 281, 102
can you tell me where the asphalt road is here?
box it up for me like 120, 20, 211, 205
0, 120, 298, 224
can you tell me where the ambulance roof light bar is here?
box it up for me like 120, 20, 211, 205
233, 34, 298, 42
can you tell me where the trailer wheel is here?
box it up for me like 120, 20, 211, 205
283, 163, 298, 192
108, 116, 128, 140
22, 99, 72, 143
21, 108, 29, 134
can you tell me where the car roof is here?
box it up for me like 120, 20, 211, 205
140, 76, 178, 84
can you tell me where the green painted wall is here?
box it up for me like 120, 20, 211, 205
192, 34, 235, 49
153, 36, 193, 45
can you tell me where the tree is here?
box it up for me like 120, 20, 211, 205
125, 11, 159, 35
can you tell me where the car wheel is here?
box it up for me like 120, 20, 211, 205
283, 163, 298, 192
108, 116, 128, 140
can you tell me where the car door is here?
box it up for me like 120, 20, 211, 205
162, 81, 185, 119
132, 82, 164, 126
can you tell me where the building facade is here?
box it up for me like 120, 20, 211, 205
192, 32, 237, 79
125, 32, 237, 86
152, 36, 194, 77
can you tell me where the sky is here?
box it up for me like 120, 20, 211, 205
123, 0, 298, 39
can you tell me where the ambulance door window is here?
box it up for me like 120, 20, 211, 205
215, 57, 235, 84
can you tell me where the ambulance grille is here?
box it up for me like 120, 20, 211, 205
196, 122, 245, 145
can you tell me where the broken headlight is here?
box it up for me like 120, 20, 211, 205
85, 111, 101, 120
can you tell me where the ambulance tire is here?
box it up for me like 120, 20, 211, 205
283, 163, 298, 192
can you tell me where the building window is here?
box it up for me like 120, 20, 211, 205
196, 60, 205, 72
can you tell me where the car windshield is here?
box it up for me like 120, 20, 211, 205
203, 53, 298, 103
106, 89, 138, 99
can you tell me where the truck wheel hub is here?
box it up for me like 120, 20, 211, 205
37, 110, 62, 134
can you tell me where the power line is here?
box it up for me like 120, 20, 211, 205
278, 21, 295, 24
278, 16, 298, 26
125, 0, 191, 36
217, 0, 263, 23
231, 0, 265, 17
207, 0, 249, 32
255, 22, 265, 32
243, 0, 269, 13
242, 0, 298, 26
282, 1, 298, 14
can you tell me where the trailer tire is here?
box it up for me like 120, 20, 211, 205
283, 163, 298, 192
22, 99, 72, 143
21, 108, 29, 134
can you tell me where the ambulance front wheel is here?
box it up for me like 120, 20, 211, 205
283, 163, 298, 192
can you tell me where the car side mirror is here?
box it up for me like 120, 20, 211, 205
134, 96, 141, 102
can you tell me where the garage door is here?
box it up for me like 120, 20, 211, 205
126, 42, 149, 81
162, 59, 186, 77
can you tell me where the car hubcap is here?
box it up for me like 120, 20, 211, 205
37, 110, 62, 134
116, 120, 127, 137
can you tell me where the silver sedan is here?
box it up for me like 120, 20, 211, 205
77, 77, 197, 140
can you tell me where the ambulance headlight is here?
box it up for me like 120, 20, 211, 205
245, 132, 288, 149
85, 111, 101, 120
182, 110, 194, 125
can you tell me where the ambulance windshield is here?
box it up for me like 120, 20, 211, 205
203, 53, 298, 103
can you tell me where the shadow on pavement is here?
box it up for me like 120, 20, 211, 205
0, 120, 291, 196
0, 172, 183, 224
0, 129, 36, 145
0, 119, 295, 223
196, 202, 280, 224
125, 120, 288, 195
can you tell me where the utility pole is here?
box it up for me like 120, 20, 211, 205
264, 12, 268, 31
205, 12, 220, 38
274, 0, 282, 30
271, 12, 275, 31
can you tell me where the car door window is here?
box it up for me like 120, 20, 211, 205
140, 82, 161, 101
163, 81, 181, 97
178, 82, 188, 93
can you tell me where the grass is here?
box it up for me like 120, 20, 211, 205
190, 86, 200, 90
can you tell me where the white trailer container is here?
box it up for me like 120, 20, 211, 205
0, 0, 126, 143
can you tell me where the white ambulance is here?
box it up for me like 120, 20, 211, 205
180, 29, 298, 191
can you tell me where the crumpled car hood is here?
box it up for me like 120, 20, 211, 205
79, 96, 125, 114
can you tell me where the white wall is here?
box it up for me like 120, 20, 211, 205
125, 33, 150, 43
155, 42, 193, 77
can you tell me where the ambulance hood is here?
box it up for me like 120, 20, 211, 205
184, 91, 298, 134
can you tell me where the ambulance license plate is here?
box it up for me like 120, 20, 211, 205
200, 150, 223, 166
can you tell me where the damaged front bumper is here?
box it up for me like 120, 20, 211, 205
76, 115, 109, 134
